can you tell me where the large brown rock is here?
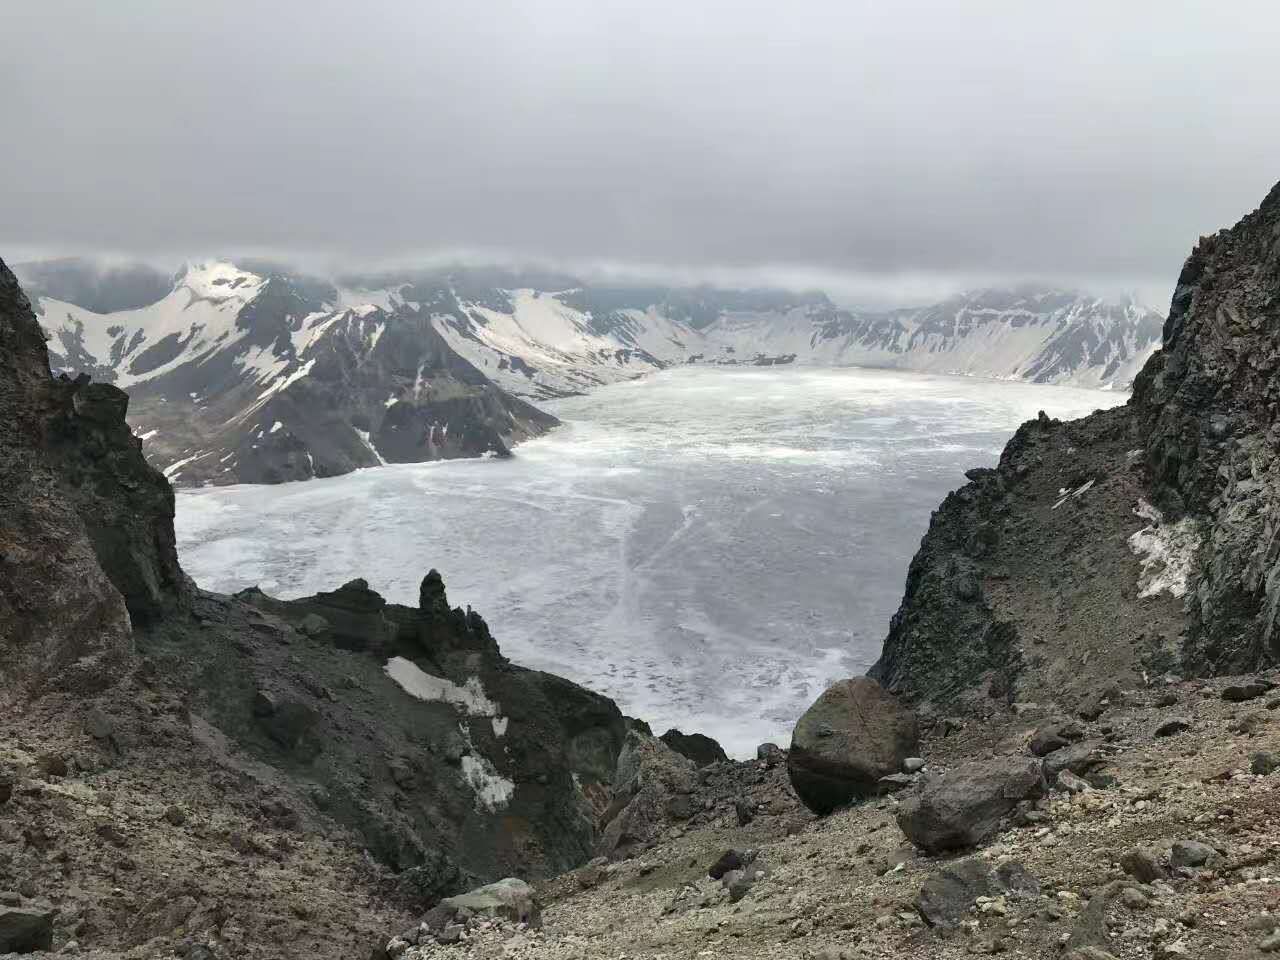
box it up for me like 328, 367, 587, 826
896, 756, 1047, 853
787, 678, 919, 814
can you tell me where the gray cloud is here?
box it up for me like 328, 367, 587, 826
4, 0, 1278, 307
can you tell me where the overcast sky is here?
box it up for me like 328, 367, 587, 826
4, 1, 1278, 307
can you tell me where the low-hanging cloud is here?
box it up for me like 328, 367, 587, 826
4, 0, 1278, 307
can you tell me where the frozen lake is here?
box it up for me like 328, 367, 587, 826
176, 366, 1124, 756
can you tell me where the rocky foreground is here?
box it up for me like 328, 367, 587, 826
390, 673, 1280, 959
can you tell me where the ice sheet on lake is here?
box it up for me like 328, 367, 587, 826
176, 366, 1123, 757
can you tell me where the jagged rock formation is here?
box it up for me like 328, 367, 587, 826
1132, 181, 1280, 673
870, 182, 1280, 706
145, 574, 627, 890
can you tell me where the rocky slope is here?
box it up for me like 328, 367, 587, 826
21, 259, 1160, 485
388, 672, 1280, 959
366, 180, 1280, 960
870, 181, 1280, 710
0, 255, 630, 957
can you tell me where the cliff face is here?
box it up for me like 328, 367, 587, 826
871, 181, 1280, 707
0, 257, 184, 696
1131, 181, 1280, 673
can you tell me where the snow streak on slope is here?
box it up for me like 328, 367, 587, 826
433, 290, 697, 399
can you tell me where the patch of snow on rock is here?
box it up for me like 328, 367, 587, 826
460, 754, 515, 812
1129, 498, 1201, 598
383, 656, 500, 717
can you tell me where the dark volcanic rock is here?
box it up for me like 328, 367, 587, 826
0, 906, 54, 954
872, 182, 1280, 704
0, 256, 159, 694
1131, 182, 1280, 673
916, 858, 1040, 928
788, 678, 919, 814
1223, 680, 1272, 702
157, 577, 629, 885
896, 756, 1048, 853
659, 728, 728, 767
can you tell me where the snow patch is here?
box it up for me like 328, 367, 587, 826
383, 657, 500, 717
1052, 478, 1095, 510
256, 358, 315, 401
355, 428, 388, 467
163, 450, 210, 478
1128, 499, 1201, 598
460, 754, 515, 812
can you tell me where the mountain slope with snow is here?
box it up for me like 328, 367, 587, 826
24, 261, 556, 485
696, 287, 1162, 391
19, 258, 1163, 484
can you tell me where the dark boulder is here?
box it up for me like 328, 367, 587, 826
659, 728, 728, 767
897, 756, 1047, 853
1042, 741, 1106, 781
1223, 680, 1272, 703
756, 742, 784, 767
916, 858, 1040, 928
788, 678, 919, 814
0, 906, 54, 953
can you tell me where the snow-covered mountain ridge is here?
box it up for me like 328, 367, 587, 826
17, 258, 1163, 484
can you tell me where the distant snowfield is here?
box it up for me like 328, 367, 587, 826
176, 366, 1125, 757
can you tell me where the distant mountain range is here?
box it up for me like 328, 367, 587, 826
16, 257, 1164, 485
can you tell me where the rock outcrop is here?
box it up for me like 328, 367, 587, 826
1131, 182, 1280, 673
596, 732, 698, 859
146, 572, 628, 890
787, 678, 919, 814
871, 182, 1280, 707
0, 257, 185, 698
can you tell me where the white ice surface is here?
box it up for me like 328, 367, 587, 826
176, 367, 1124, 757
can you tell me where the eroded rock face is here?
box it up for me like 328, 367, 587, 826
870, 181, 1280, 705
162, 573, 629, 890
787, 678, 919, 814
597, 732, 697, 859
1132, 182, 1280, 673
1, 258, 145, 694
